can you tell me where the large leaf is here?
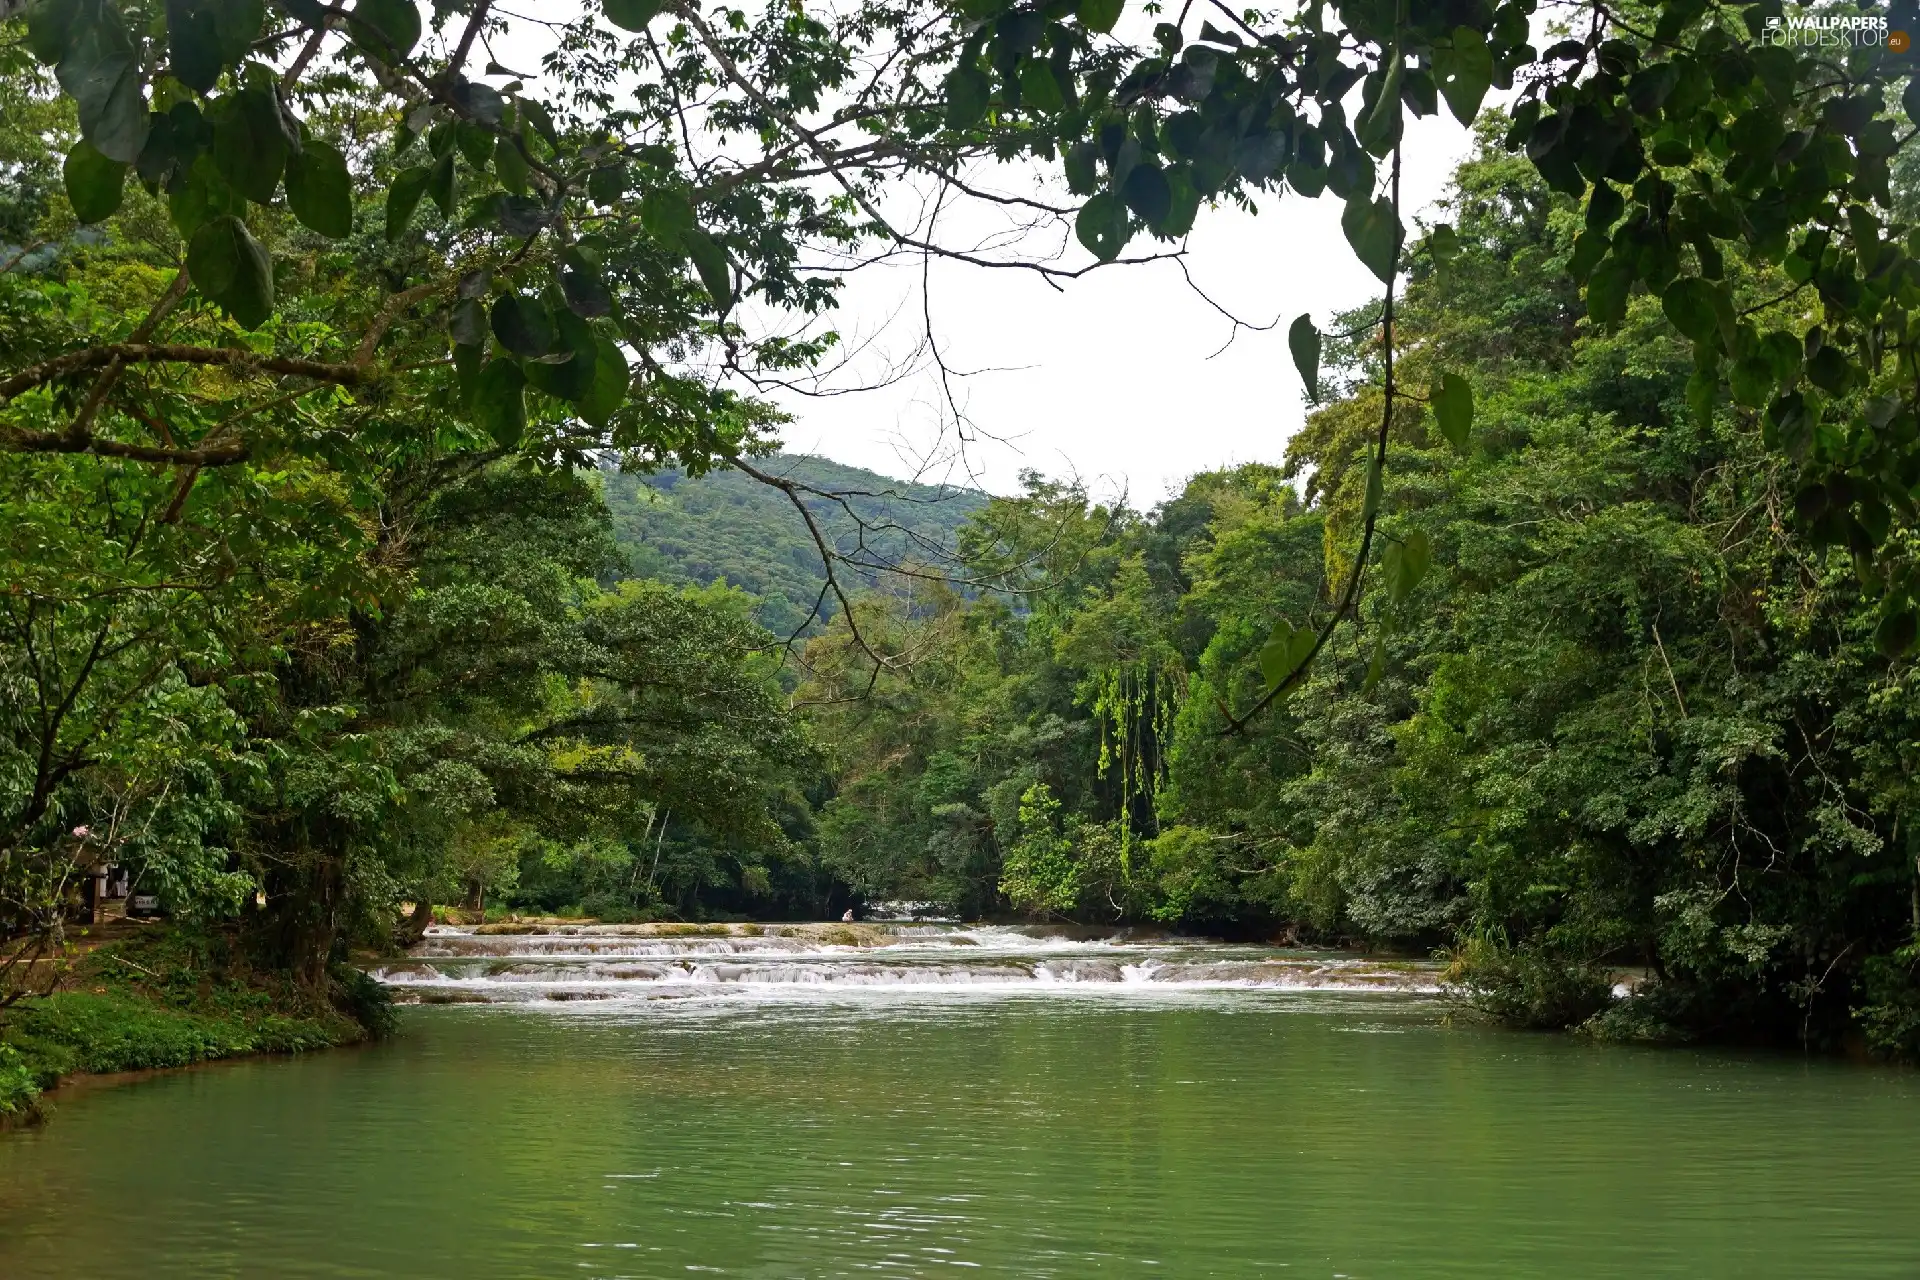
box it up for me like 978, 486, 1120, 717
640, 188, 695, 248
579, 333, 629, 427
63, 141, 127, 224
1075, 191, 1131, 261
1289, 314, 1320, 404
56, 5, 150, 164
1258, 618, 1317, 693
426, 148, 457, 219
1430, 372, 1473, 451
472, 359, 528, 448
1661, 276, 1735, 348
603, 0, 666, 31
588, 163, 628, 205
449, 297, 488, 347
685, 228, 733, 312
210, 87, 289, 205
1433, 27, 1492, 126
495, 135, 531, 196
1076, 0, 1123, 35
1356, 56, 1403, 156
187, 214, 274, 329
169, 152, 246, 237
1341, 194, 1399, 284
944, 64, 991, 132
284, 140, 352, 238
526, 308, 599, 402
491, 293, 555, 358
562, 267, 614, 319
385, 164, 430, 240
1585, 256, 1633, 324
1381, 529, 1431, 604
349, 0, 421, 61
166, 0, 265, 94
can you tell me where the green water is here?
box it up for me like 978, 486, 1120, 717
4, 993, 1920, 1277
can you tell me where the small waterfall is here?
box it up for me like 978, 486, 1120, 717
373, 922, 1441, 1005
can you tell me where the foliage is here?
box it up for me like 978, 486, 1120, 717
0, 926, 374, 1117
805, 135, 1920, 1055
603, 455, 986, 638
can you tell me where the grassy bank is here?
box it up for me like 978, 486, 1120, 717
1, 927, 392, 1124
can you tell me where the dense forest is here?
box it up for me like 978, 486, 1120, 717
800, 135, 1920, 1056
7, 0, 1920, 1086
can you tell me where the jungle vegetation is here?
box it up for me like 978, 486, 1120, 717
5, 0, 1920, 1071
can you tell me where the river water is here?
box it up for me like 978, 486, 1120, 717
4, 923, 1920, 1277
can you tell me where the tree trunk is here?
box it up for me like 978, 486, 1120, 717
394, 895, 433, 948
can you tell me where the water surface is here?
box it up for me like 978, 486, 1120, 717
3, 927, 1919, 1278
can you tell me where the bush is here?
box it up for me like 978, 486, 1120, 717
1445, 935, 1614, 1030
0, 1043, 38, 1119
1855, 949, 1920, 1062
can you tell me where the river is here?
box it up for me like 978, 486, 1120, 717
3, 923, 1919, 1277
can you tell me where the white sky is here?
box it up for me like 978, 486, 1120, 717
485, 5, 1481, 504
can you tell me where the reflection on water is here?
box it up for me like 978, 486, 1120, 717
3, 936, 1920, 1278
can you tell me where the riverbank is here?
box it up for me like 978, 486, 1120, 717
0, 926, 391, 1126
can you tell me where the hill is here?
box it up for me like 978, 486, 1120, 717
600, 455, 990, 636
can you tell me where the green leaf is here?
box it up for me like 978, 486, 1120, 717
453, 339, 483, 406
449, 296, 487, 347
579, 333, 630, 427
1362, 634, 1386, 692
526, 308, 600, 403
63, 141, 127, 224
1121, 162, 1171, 226
1076, 0, 1123, 35
1289, 315, 1320, 404
588, 163, 628, 205
426, 147, 456, 219
1430, 372, 1472, 451
1686, 362, 1716, 426
944, 63, 992, 132
685, 228, 733, 312
562, 267, 614, 319
640, 188, 696, 249
385, 164, 430, 240
349, 0, 421, 61
1426, 223, 1460, 273
1380, 528, 1431, 604
187, 213, 274, 329
25, 0, 80, 65
1585, 257, 1632, 324
1433, 27, 1492, 126
1341, 194, 1399, 284
210, 87, 289, 205
490, 293, 555, 358
1362, 455, 1382, 519
284, 140, 352, 238
603, 0, 666, 31
1259, 618, 1318, 693
1075, 191, 1131, 261
495, 135, 530, 196
166, 0, 265, 94
1661, 276, 1733, 348
1357, 56, 1403, 156
472, 359, 528, 448
169, 152, 245, 237
57, 8, 151, 164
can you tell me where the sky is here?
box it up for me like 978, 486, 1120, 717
487, 4, 1483, 504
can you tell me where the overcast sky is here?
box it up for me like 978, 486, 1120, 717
488, 6, 1481, 505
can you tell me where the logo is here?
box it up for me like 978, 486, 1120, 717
1761, 10, 1910, 49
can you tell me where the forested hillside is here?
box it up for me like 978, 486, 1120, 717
797, 136, 1920, 1058
601, 457, 986, 636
